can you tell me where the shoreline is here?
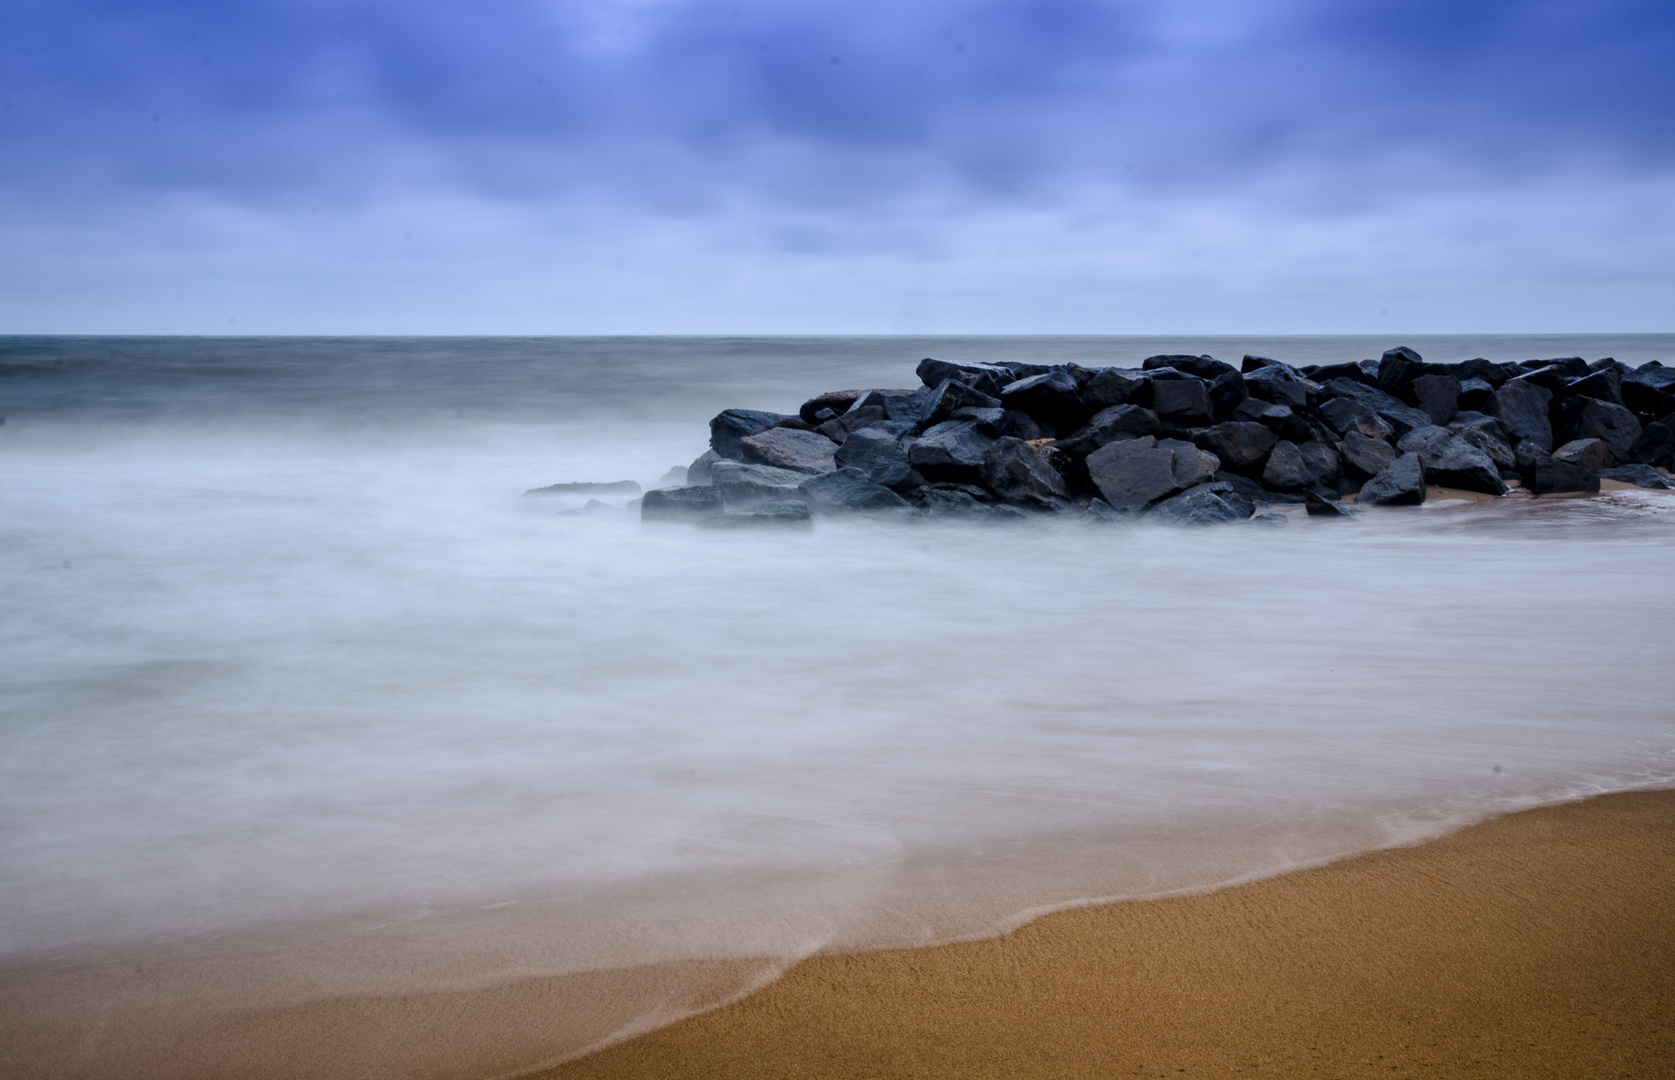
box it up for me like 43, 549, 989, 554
548, 788, 1675, 1079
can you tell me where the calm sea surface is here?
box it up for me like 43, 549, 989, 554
3, 335, 1673, 1071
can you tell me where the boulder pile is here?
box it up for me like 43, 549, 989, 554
641, 349, 1675, 526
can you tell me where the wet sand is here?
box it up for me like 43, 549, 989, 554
548, 788, 1675, 1080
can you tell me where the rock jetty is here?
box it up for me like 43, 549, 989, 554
640, 350, 1675, 526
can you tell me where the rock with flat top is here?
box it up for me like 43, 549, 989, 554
1356, 452, 1426, 506
979, 437, 1071, 509
642, 485, 724, 521
738, 427, 840, 474
1085, 436, 1179, 510
711, 408, 796, 459
1551, 438, 1614, 474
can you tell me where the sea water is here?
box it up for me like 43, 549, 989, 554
2, 335, 1673, 1075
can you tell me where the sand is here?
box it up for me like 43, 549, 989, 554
546, 789, 1675, 1080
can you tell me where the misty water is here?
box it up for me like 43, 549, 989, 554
3, 335, 1673, 1071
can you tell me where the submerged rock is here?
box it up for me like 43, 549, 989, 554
526, 480, 642, 496
797, 468, 912, 514
1598, 464, 1674, 489
695, 499, 813, 528
1146, 482, 1255, 526
642, 485, 724, 521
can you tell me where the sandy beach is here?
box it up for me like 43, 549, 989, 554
549, 788, 1675, 1080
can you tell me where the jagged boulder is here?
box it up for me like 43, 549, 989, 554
738, 427, 840, 474
1356, 452, 1427, 506
711, 408, 796, 459
710, 461, 809, 508
1146, 482, 1255, 525
1411, 373, 1461, 425
1563, 399, 1642, 463
1054, 405, 1160, 455
1551, 438, 1613, 474
1489, 378, 1554, 451
1341, 431, 1397, 480
1085, 436, 1181, 510
1598, 464, 1673, 489
1196, 422, 1277, 473
1396, 426, 1506, 495
797, 468, 912, 514
979, 437, 1072, 509
907, 420, 996, 484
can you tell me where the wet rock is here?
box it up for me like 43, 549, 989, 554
1143, 354, 1238, 381
1356, 452, 1426, 506
797, 467, 912, 514
1563, 399, 1642, 463
1319, 379, 1431, 435
1551, 438, 1614, 474
922, 379, 1004, 428
1622, 380, 1675, 418
1411, 373, 1462, 425
911, 484, 1022, 520
1085, 436, 1180, 510
1456, 377, 1497, 412
1261, 440, 1313, 490
696, 499, 813, 528
1395, 425, 1507, 495
526, 480, 642, 496
1524, 456, 1600, 495
1243, 365, 1320, 408
711, 408, 796, 459
1377, 346, 1424, 394
915, 358, 1011, 397
1449, 413, 1517, 470
907, 420, 996, 484
1304, 490, 1356, 518
738, 427, 840, 474
1209, 369, 1250, 417
1488, 378, 1554, 450
1082, 498, 1130, 524
1213, 470, 1274, 507
979, 437, 1072, 508
1054, 404, 1160, 455
1598, 464, 1674, 489
1629, 418, 1675, 466
1157, 438, 1221, 488
1565, 368, 1625, 408
1082, 367, 1151, 408
687, 449, 724, 484
1624, 361, 1675, 394
1148, 377, 1214, 423
851, 388, 934, 424
711, 461, 809, 508
1309, 361, 1377, 385
799, 390, 864, 424
1196, 421, 1277, 473
1451, 358, 1510, 387
1146, 482, 1254, 525
999, 369, 1086, 432
641, 484, 724, 521
1341, 431, 1397, 480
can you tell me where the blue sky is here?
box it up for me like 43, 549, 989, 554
2, 0, 1671, 333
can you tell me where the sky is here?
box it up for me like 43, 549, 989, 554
1, 0, 1671, 334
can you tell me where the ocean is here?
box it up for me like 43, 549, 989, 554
3, 334, 1673, 1077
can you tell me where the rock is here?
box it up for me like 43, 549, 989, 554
1147, 377, 1214, 423
1082, 498, 1130, 524
1488, 378, 1554, 450
1261, 440, 1313, 490
1564, 369, 1625, 407
915, 358, 1011, 398
999, 369, 1086, 432
1146, 482, 1255, 525
1243, 365, 1319, 408
1311, 361, 1378, 385
799, 390, 864, 424
1524, 457, 1600, 495
1318, 378, 1431, 434
710, 460, 809, 508
1157, 438, 1221, 488
1629, 418, 1675, 466
1196, 421, 1277, 473
1625, 361, 1675, 391
1411, 373, 1461, 425
1395, 425, 1507, 495
1209, 369, 1250, 417
1341, 431, 1397, 479
1143, 354, 1238, 381
641, 485, 724, 521
1451, 358, 1510, 387
1304, 490, 1355, 518
658, 466, 688, 487
911, 484, 1018, 519
922, 379, 1004, 428
1085, 436, 1180, 510
1456, 377, 1497, 412
1054, 405, 1160, 455
738, 427, 840, 474
979, 437, 1072, 508
1448, 413, 1516, 469
1356, 452, 1426, 506
1598, 464, 1674, 489
687, 448, 724, 484
1622, 380, 1675, 418
710, 408, 796, 459
851, 388, 934, 424
695, 499, 813, 529
1551, 438, 1614, 474
797, 467, 912, 514
1564, 399, 1642, 463
1377, 346, 1424, 394
834, 425, 907, 472
907, 420, 996, 484
1319, 397, 1396, 440
526, 480, 642, 496
1213, 470, 1274, 507
1298, 441, 1341, 486
1082, 367, 1151, 408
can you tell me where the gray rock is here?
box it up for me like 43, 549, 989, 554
1081, 367, 1151, 408
1304, 490, 1356, 518
921, 379, 1004, 428
1085, 436, 1180, 510
834, 426, 907, 473
1157, 438, 1221, 488
1196, 421, 1278, 472
979, 437, 1071, 509
1143, 354, 1239, 380
907, 420, 996, 484
1054, 404, 1160, 455
1598, 464, 1674, 489
1356, 452, 1427, 506
1243, 365, 1320, 408
1341, 431, 1397, 480
738, 427, 840, 474
911, 484, 1022, 520
1395, 425, 1507, 495
1551, 438, 1614, 474
1298, 441, 1341, 486
1148, 377, 1214, 423
1448, 413, 1516, 469
1564, 399, 1642, 463
710, 408, 796, 459
1411, 373, 1462, 425
1261, 440, 1313, 490
799, 390, 865, 424
641, 485, 724, 521
1209, 369, 1250, 417
695, 499, 813, 529
526, 480, 642, 496
797, 467, 912, 514
1625, 361, 1675, 392
1146, 482, 1255, 525
1489, 378, 1554, 451
1565, 368, 1625, 407
687, 449, 724, 484
850, 388, 934, 424
1319, 397, 1396, 440
915, 358, 1012, 398
658, 466, 689, 487
710, 460, 809, 508
1082, 497, 1130, 524
1319, 378, 1432, 434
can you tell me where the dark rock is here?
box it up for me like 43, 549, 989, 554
526, 480, 642, 496
1488, 378, 1554, 450
1588, 357, 1630, 374
710, 408, 796, 459
641, 485, 724, 521
1411, 373, 1461, 425
1261, 440, 1313, 490
1243, 365, 1320, 408
851, 388, 934, 424
1524, 457, 1600, 495
1304, 490, 1356, 518
688, 449, 724, 484
1356, 452, 1426, 506
1395, 425, 1507, 495
1311, 362, 1377, 385
915, 358, 1011, 398
1448, 413, 1516, 469
1298, 441, 1341, 487
1213, 470, 1274, 506
696, 499, 813, 529
979, 437, 1072, 508
1622, 380, 1675, 418
1598, 464, 1674, 489
1514, 364, 1568, 392
797, 468, 912, 514
948, 406, 1008, 437
710, 461, 808, 508
1341, 431, 1397, 480
1624, 361, 1675, 393
813, 418, 848, 442
1002, 409, 1048, 440
911, 484, 1020, 520
738, 427, 840, 474
907, 420, 995, 484
835, 426, 907, 472
1157, 438, 1221, 488
1528, 357, 1590, 378
1085, 436, 1180, 510
1318, 379, 1431, 435
1456, 377, 1497, 412
998, 369, 1086, 431
922, 379, 1004, 428
1565, 368, 1625, 407
1209, 370, 1250, 417
1146, 482, 1255, 525
1319, 397, 1397, 440
1551, 438, 1613, 474
1082, 367, 1151, 408
799, 390, 864, 424
1241, 355, 1300, 374
1148, 377, 1214, 423
1377, 347, 1423, 394
1451, 359, 1510, 387
1082, 498, 1130, 524
1054, 404, 1160, 456
1143, 354, 1238, 380
1564, 399, 1642, 462
1196, 421, 1278, 473
1629, 418, 1675, 466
